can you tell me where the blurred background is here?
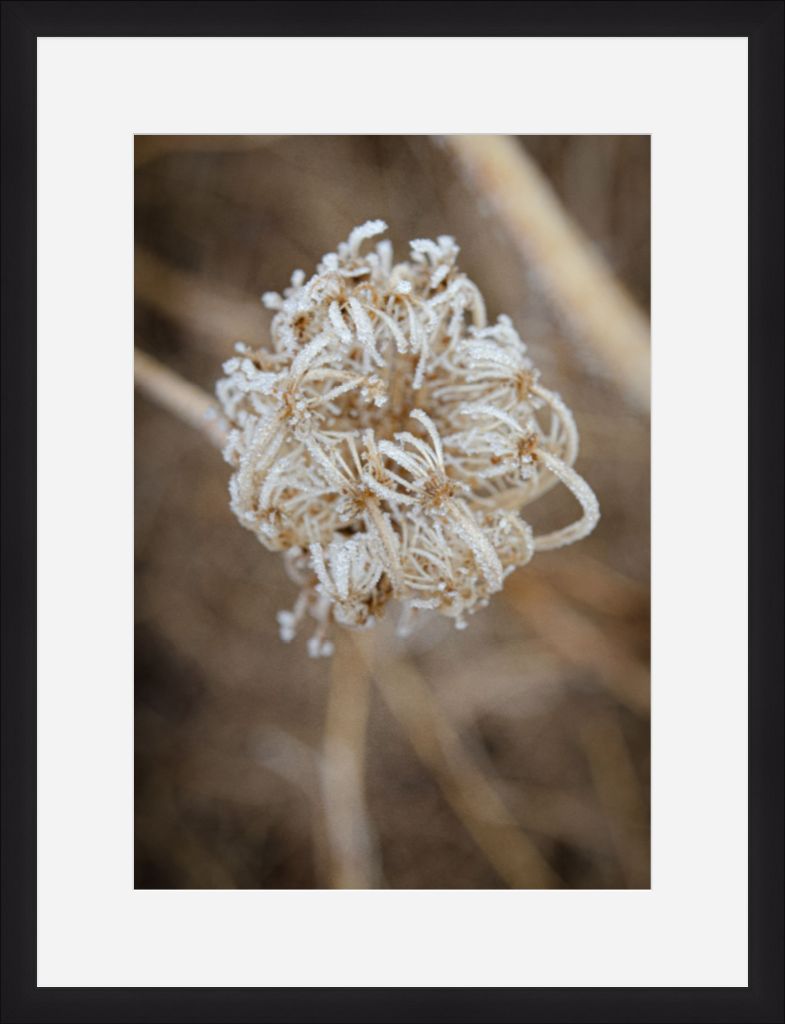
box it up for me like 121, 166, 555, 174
135, 135, 650, 889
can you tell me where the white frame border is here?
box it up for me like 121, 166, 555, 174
37, 36, 747, 988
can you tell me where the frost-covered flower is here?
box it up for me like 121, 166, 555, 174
217, 221, 599, 655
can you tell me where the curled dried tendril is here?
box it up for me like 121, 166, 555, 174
216, 220, 599, 656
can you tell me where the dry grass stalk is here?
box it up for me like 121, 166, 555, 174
579, 708, 650, 888
320, 630, 380, 888
136, 247, 265, 349
503, 573, 650, 716
351, 632, 560, 889
528, 553, 648, 618
134, 348, 228, 449
443, 135, 651, 411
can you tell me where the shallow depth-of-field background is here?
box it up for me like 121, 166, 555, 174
135, 135, 650, 889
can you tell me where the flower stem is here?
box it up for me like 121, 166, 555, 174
321, 629, 380, 888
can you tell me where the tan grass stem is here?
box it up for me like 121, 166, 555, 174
442, 135, 651, 411
135, 247, 265, 350
134, 348, 228, 449
351, 632, 560, 889
504, 574, 650, 716
320, 630, 380, 888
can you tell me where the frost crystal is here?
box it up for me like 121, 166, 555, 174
216, 221, 599, 655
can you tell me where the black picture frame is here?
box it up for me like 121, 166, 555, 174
2, 2, 782, 1022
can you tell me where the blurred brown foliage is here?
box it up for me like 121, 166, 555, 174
135, 135, 650, 889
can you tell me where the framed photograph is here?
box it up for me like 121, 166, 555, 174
2, 2, 781, 1021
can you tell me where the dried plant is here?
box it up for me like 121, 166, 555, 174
216, 221, 599, 656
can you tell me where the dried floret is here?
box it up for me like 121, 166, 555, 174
216, 221, 599, 655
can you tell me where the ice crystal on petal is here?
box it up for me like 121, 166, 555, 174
216, 222, 599, 655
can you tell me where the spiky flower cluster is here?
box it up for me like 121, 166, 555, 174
216, 221, 599, 656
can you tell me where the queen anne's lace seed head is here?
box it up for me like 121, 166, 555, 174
217, 221, 599, 655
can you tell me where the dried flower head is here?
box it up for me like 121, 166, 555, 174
216, 221, 599, 655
